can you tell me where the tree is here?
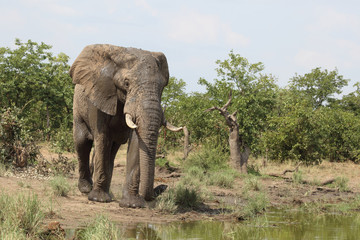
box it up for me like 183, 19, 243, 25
199, 51, 277, 169
0, 39, 73, 140
206, 91, 248, 173
289, 68, 348, 109
263, 68, 359, 164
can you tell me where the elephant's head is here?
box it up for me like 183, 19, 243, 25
70, 44, 175, 200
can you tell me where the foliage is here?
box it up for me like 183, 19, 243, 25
263, 88, 360, 163
75, 215, 122, 240
50, 119, 74, 153
0, 39, 73, 141
0, 192, 44, 238
289, 68, 348, 109
174, 185, 201, 209
199, 50, 278, 155
207, 169, 236, 188
184, 141, 229, 171
162, 76, 187, 109
0, 106, 39, 167
49, 175, 71, 197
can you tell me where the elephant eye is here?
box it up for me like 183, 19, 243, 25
124, 80, 130, 88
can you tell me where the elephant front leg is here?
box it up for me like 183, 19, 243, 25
119, 130, 145, 208
88, 136, 113, 203
74, 122, 93, 194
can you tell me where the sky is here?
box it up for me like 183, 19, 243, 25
1, 0, 360, 94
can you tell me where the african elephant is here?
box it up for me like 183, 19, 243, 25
70, 44, 181, 208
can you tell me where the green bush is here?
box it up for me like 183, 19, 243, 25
175, 185, 201, 209
51, 127, 74, 153
207, 169, 235, 188
0, 106, 39, 167
186, 166, 206, 181
184, 142, 229, 171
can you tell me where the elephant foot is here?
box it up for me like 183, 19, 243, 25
88, 188, 112, 202
119, 195, 146, 208
78, 178, 93, 193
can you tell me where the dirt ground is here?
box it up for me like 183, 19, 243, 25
1, 144, 360, 230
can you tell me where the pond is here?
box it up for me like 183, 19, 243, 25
119, 210, 360, 240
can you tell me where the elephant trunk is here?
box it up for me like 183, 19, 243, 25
137, 97, 162, 201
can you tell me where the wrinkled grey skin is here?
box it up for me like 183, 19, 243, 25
70, 44, 169, 207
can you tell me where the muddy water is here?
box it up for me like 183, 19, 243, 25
120, 210, 360, 240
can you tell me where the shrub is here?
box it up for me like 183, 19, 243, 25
186, 166, 206, 181
156, 189, 177, 213
184, 142, 229, 171
49, 175, 71, 197
51, 127, 74, 153
243, 176, 262, 192
76, 215, 122, 240
207, 170, 235, 188
0, 106, 39, 167
236, 192, 268, 220
175, 185, 201, 209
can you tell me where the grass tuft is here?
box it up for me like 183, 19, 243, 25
49, 175, 71, 197
235, 192, 268, 220
0, 192, 44, 238
334, 176, 349, 192
243, 176, 262, 192
207, 170, 235, 188
75, 215, 122, 240
292, 170, 303, 184
156, 189, 177, 213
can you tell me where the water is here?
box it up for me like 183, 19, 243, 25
119, 210, 360, 240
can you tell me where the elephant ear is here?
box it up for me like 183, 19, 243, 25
70, 44, 125, 116
151, 52, 169, 85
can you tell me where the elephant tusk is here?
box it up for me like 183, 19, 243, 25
125, 114, 138, 129
164, 120, 183, 132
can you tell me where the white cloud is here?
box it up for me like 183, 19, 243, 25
309, 7, 360, 36
21, 0, 79, 17
294, 49, 337, 69
0, 9, 24, 30
134, 0, 158, 16
167, 10, 249, 47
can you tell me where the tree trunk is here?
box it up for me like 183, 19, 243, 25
183, 126, 191, 160
240, 145, 250, 174
46, 104, 50, 141
229, 127, 241, 171
205, 91, 250, 174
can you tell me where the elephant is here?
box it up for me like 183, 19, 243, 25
70, 44, 181, 208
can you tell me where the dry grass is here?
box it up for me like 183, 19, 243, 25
253, 157, 360, 191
